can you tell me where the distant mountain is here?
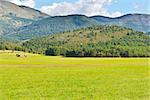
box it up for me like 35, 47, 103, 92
6, 15, 98, 40
0, 0, 49, 36
0, 0, 49, 20
0, 15, 33, 35
7, 14, 149, 40
0, 0, 150, 40
91, 14, 150, 32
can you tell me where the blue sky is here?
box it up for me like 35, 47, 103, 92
8, 0, 150, 17
107, 0, 149, 14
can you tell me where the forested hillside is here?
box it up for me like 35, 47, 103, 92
2, 25, 149, 57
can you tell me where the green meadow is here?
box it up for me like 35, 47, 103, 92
0, 51, 150, 100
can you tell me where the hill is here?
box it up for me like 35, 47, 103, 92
18, 25, 150, 57
1, 25, 149, 57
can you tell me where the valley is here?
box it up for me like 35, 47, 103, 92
0, 0, 150, 99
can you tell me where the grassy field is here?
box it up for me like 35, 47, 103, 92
0, 51, 150, 100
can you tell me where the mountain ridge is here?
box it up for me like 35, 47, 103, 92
0, 0, 150, 40
90, 13, 150, 32
2, 13, 150, 40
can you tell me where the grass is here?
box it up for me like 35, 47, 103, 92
0, 51, 150, 100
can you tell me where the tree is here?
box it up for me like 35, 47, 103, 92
45, 48, 55, 56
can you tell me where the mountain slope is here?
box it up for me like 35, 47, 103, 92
0, 0, 49, 20
0, 0, 149, 40
5, 14, 150, 40
91, 14, 150, 32
7, 15, 98, 40
0, 15, 33, 35
0, 0, 49, 36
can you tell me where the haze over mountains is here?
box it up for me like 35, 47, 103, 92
0, 0, 150, 40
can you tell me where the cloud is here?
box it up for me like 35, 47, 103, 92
40, 0, 122, 17
6, 0, 35, 8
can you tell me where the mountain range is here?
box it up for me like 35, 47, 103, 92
0, 0, 150, 40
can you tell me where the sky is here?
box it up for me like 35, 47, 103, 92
6, 0, 150, 17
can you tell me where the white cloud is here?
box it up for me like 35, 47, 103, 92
40, 0, 122, 17
6, 0, 35, 8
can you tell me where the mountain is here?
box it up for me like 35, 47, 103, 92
91, 14, 150, 32
0, 0, 49, 36
0, 0, 49, 20
7, 15, 98, 40
4, 14, 150, 40
0, 15, 33, 35
0, 0, 150, 40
